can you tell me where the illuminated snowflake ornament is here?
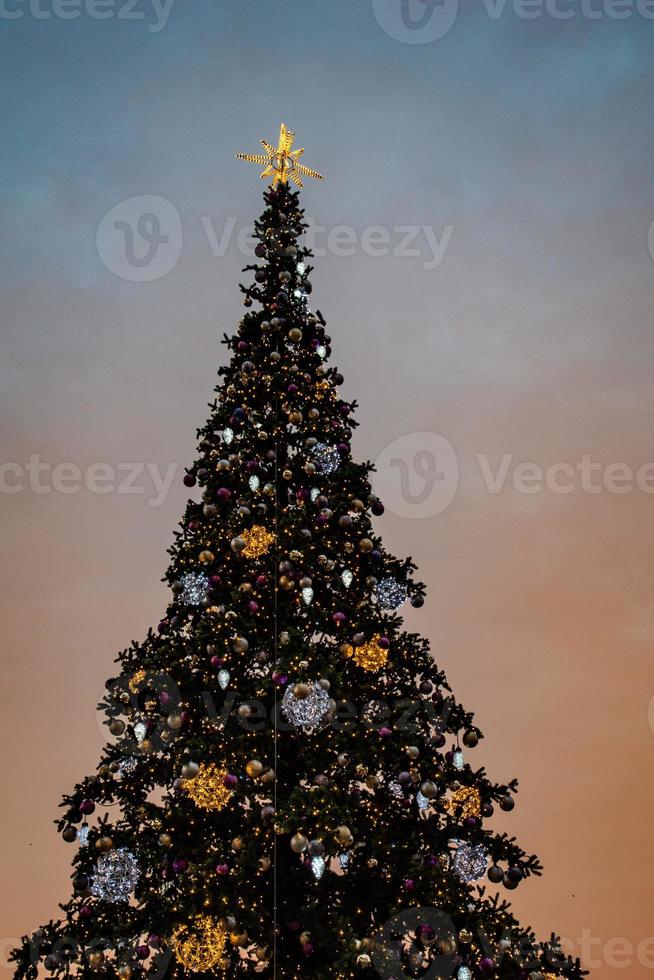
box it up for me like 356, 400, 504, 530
281, 681, 331, 731
312, 442, 340, 476
180, 572, 210, 605
91, 848, 139, 903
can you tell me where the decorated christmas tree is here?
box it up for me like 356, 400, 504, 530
12, 125, 586, 980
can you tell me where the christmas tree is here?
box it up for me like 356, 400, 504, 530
12, 125, 586, 980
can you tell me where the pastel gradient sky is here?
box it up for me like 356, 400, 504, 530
2, 2, 654, 976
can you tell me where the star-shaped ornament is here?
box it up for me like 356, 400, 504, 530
237, 122, 324, 187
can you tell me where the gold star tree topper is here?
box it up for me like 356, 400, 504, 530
237, 122, 324, 187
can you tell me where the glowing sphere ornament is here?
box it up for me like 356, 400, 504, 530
376, 577, 407, 610
91, 848, 139, 903
446, 786, 482, 820
240, 525, 275, 558
183, 763, 234, 811
171, 915, 228, 972
281, 681, 330, 731
179, 572, 210, 605
312, 442, 340, 475
350, 635, 389, 672
451, 841, 488, 883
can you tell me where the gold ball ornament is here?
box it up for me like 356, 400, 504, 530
335, 825, 353, 845
171, 915, 228, 972
359, 538, 373, 553
198, 550, 215, 564
246, 759, 264, 778
290, 833, 309, 853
